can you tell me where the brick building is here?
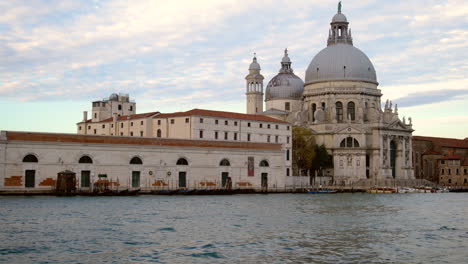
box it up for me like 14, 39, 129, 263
412, 136, 468, 184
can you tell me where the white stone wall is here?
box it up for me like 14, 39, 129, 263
246, 92, 264, 114
301, 79, 414, 184
192, 117, 292, 175
0, 139, 286, 191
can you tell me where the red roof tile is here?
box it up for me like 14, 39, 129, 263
413, 136, 468, 149
438, 154, 464, 160
157, 108, 289, 124
422, 150, 441, 156
78, 109, 287, 124
4, 131, 282, 151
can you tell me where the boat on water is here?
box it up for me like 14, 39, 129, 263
448, 188, 468, 193
435, 187, 449, 193
367, 187, 397, 194
307, 189, 338, 194
397, 187, 417, 193
414, 187, 435, 193
79, 189, 140, 196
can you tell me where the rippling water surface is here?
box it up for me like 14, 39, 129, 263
0, 194, 467, 263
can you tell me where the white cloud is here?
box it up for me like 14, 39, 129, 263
1, 0, 468, 137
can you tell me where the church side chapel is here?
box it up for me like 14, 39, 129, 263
246, 3, 414, 184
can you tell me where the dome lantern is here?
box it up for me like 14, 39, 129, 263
328, 1, 353, 46
280, 48, 293, 73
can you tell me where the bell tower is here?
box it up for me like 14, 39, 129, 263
245, 54, 264, 114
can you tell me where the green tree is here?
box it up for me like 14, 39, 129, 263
292, 127, 316, 176
311, 144, 333, 184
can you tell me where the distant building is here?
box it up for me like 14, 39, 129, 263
413, 136, 468, 185
76, 98, 292, 178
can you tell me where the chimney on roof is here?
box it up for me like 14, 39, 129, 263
83, 111, 88, 122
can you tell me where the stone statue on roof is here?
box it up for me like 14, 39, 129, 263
338, 1, 342, 13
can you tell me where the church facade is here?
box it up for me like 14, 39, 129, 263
246, 6, 415, 184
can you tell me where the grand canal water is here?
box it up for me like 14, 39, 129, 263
0, 193, 467, 264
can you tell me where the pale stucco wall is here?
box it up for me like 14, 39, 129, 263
0, 139, 286, 190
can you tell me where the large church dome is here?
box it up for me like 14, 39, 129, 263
305, 44, 377, 84
265, 49, 304, 101
305, 8, 377, 85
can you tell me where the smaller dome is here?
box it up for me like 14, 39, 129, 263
265, 73, 304, 101
332, 13, 347, 23
109, 93, 119, 101
266, 49, 304, 101
249, 57, 261, 71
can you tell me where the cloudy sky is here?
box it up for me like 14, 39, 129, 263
1, 0, 467, 138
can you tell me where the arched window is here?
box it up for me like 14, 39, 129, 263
340, 140, 346, 147
340, 137, 360, 148
157, 129, 161, 138
336, 102, 343, 122
219, 159, 230, 166
176, 158, 188, 165
79, 155, 93, 164
130, 157, 143, 165
311, 103, 316, 122
259, 160, 269, 167
347, 102, 355, 120
353, 138, 360, 147
22, 154, 38, 163
390, 140, 396, 178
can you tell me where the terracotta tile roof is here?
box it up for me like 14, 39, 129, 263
156, 108, 289, 124
156, 111, 190, 118
413, 136, 468, 149
422, 150, 441, 156
78, 109, 288, 124
438, 154, 464, 160
4, 131, 282, 151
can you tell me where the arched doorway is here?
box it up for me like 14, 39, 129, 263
23, 154, 38, 188
390, 140, 396, 178
177, 158, 189, 188
130, 156, 143, 188
219, 159, 231, 188
79, 155, 93, 188
260, 160, 269, 189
